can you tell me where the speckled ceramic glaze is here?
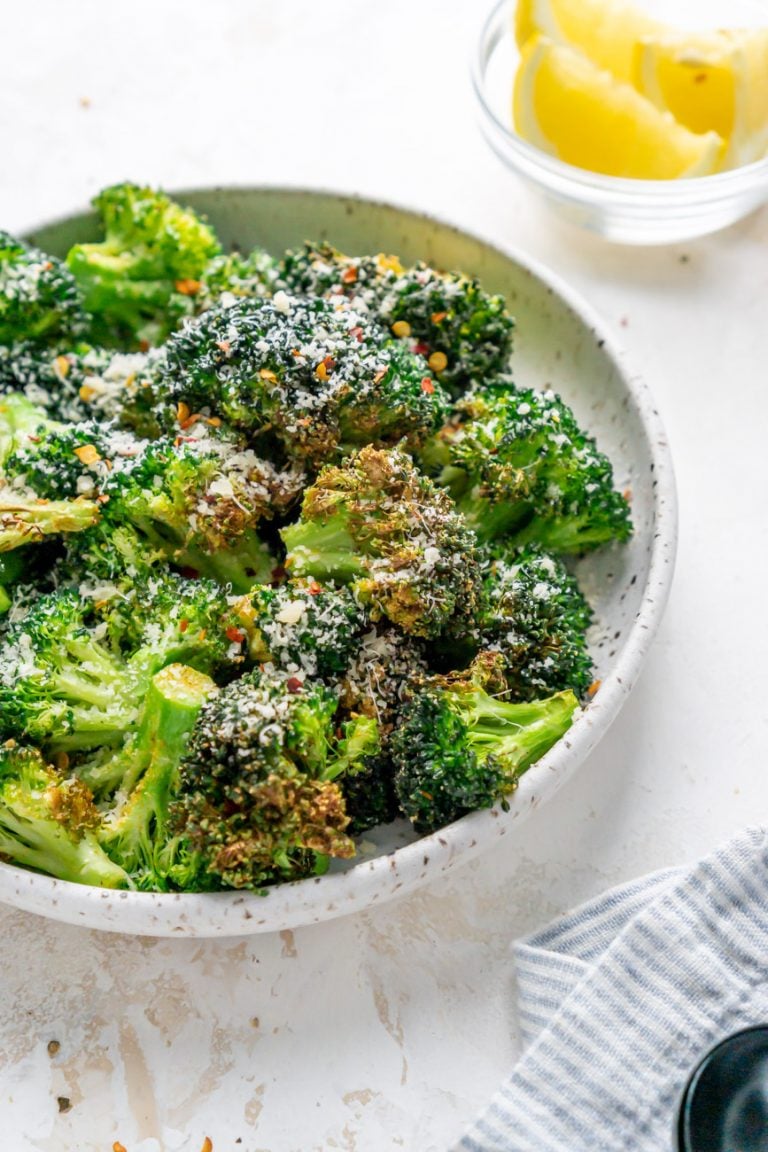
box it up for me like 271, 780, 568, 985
6, 188, 677, 937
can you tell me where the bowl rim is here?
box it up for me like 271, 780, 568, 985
4, 184, 678, 936
471, 0, 768, 201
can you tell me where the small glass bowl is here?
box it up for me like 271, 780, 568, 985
471, 0, 768, 244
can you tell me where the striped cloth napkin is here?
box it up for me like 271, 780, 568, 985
455, 826, 768, 1152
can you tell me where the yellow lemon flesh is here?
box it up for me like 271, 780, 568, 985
635, 30, 768, 167
513, 35, 725, 179
514, 0, 768, 171
515, 0, 660, 83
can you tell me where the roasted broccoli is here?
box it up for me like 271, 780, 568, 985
0, 742, 128, 887
0, 587, 145, 752
0, 189, 632, 895
98, 663, 217, 886
170, 672, 356, 890
477, 545, 595, 701
392, 679, 579, 832
0, 231, 87, 347
236, 579, 365, 679
282, 445, 480, 638
68, 430, 294, 590
278, 243, 514, 395
433, 385, 632, 553
162, 294, 449, 466
66, 183, 221, 347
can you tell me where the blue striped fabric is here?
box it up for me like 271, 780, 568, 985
455, 827, 768, 1152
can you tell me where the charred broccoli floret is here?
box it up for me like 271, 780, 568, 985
391, 680, 579, 832
281, 445, 480, 638
98, 664, 217, 886
0, 231, 87, 347
434, 385, 632, 553
0, 587, 144, 752
66, 183, 221, 347
69, 431, 294, 591
162, 294, 449, 466
170, 672, 356, 890
236, 579, 365, 679
478, 545, 594, 701
0, 742, 128, 887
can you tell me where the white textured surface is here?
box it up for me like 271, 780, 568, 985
1, 1, 767, 1149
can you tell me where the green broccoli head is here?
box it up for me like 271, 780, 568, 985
0, 741, 129, 887
281, 445, 480, 638
278, 245, 514, 397
66, 183, 221, 347
76, 430, 293, 591
161, 294, 449, 467
436, 384, 633, 553
170, 671, 355, 890
0, 587, 144, 752
391, 679, 578, 832
0, 231, 88, 347
477, 545, 594, 701
237, 578, 366, 679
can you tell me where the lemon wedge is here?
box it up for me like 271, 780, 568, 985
515, 0, 660, 83
635, 29, 768, 167
513, 35, 725, 179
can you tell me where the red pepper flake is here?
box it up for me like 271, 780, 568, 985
421, 378, 435, 394
113, 1144, 128, 1152
322, 355, 336, 371
226, 626, 246, 644
178, 566, 200, 579
138, 339, 150, 353
308, 581, 322, 596
216, 340, 232, 354
586, 680, 601, 698
340, 266, 358, 284
413, 342, 430, 355
179, 619, 189, 633
201, 1139, 213, 1152
286, 677, 303, 694
430, 311, 448, 324
175, 278, 201, 296
623, 488, 632, 502
271, 565, 287, 583
373, 369, 387, 385
349, 326, 364, 342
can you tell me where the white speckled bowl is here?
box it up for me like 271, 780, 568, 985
6, 188, 677, 936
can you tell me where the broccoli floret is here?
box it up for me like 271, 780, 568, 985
278, 244, 514, 396
478, 545, 594, 701
328, 713, 399, 836
198, 247, 277, 308
0, 587, 144, 752
70, 431, 293, 591
281, 445, 480, 638
169, 672, 356, 890
236, 579, 365, 679
0, 232, 87, 347
0, 487, 100, 553
0, 742, 129, 887
391, 681, 579, 832
336, 622, 428, 729
435, 385, 632, 553
162, 294, 449, 467
94, 570, 252, 680
98, 664, 217, 886
66, 183, 221, 347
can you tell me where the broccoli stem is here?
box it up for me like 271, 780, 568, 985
0, 495, 99, 551
101, 664, 217, 872
459, 688, 579, 777
180, 536, 276, 593
281, 518, 364, 582
0, 811, 128, 888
